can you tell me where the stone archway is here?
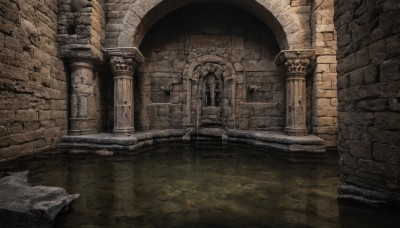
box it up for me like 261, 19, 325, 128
107, 0, 308, 50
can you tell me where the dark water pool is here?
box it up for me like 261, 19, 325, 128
1, 142, 399, 227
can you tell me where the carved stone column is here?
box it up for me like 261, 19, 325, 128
275, 50, 315, 136
107, 48, 144, 135
69, 61, 95, 135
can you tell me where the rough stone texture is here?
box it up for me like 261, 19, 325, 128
0, 172, 79, 228
105, 0, 312, 50
58, 0, 109, 136
311, 0, 338, 149
0, 0, 68, 161
335, 0, 400, 205
58, 0, 105, 61
1, 0, 339, 161
59, 129, 326, 154
135, 5, 287, 131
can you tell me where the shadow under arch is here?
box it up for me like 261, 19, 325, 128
116, 0, 305, 50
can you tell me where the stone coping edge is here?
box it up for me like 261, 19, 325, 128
338, 184, 400, 207
59, 129, 326, 154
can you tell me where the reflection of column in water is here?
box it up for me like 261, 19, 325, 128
67, 161, 98, 226
113, 161, 135, 216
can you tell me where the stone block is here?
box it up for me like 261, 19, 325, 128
386, 34, 400, 56
317, 55, 336, 64
11, 123, 23, 134
380, 59, 400, 82
316, 117, 335, 126
15, 110, 39, 122
357, 99, 388, 112
389, 97, 400, 112
313, 126, 337, 134
369, 39, 386, 65
153, 60, 173, 72
24, 122, 40, 131
343, 140, 372, 160
373, 143, 400, 165
315, 63, 330, 73
157, 105, 169, 117
355, 46, 369, 67
0, 111, 16, 122
337, 74, 349, 89
374, 112, 400, 130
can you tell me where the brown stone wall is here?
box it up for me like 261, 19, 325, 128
335, 0, 400, 204
58, 0, 105, 60
58, 0, 108, 134
0, 0, 68, 161
311, 0, 338, 149
135, 4, 286, 130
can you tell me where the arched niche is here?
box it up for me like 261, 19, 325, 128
183, 55, 240, 128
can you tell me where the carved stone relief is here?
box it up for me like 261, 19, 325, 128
183, 55, 237, 128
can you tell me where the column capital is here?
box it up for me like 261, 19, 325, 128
275, 49, 315, 74
106, 47, 145, 74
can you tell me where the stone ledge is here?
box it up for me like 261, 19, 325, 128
338, 184, 400, 207
59, 129, 326, 154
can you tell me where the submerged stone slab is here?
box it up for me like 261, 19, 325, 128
0, 172, 79, 228
59, 129, 326, 154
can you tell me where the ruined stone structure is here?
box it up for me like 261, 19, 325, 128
335, 0, 400, 205
55, 0, 338, 152
0, 0, 336, 159
1, 0, 398, 205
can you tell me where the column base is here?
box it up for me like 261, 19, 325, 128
285, 127, 308, 136
69, 118, 94, 135
68, 129, 94, 136
113, 128, 135, 135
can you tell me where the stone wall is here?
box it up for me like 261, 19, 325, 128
106, 0, 312, 50
0, 0, 68, 161
135, 4, 289, 131
58, 0, 108, 134
335, 0, 400, 204
311, 0, 338, 149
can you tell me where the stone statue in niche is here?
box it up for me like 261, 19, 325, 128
203, 74, 221, 107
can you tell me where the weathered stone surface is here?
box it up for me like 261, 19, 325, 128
0, 172, 79, 228
335, 0, 400, 205
2, 1, 340, 161
59, 129, 325, 154
0, 0, 68, 161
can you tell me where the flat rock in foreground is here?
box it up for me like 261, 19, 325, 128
0, 172, 79, 228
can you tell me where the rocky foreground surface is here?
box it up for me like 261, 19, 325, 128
0, 172, 79, 228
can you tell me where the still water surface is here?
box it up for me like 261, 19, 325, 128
1, 142, 399, 227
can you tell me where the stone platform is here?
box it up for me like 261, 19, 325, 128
58, 129, 326, 155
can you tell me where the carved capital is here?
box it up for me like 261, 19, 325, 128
109, 56, 137, 74
275, 49, 315, 74
106, 47, 145, 74
284, 59, 311, 73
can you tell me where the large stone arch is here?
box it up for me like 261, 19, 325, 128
111, 0, 306, 50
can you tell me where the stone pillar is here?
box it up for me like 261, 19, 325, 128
275, 50, 315, 136
69, 61, 95, 135
107, 48, 144, 135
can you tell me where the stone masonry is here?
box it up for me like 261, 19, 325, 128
0, 0, 68, 161
1, 0, 340, 160
335, 0, 400, 205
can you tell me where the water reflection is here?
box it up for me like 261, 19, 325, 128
0, 142, 398, 227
